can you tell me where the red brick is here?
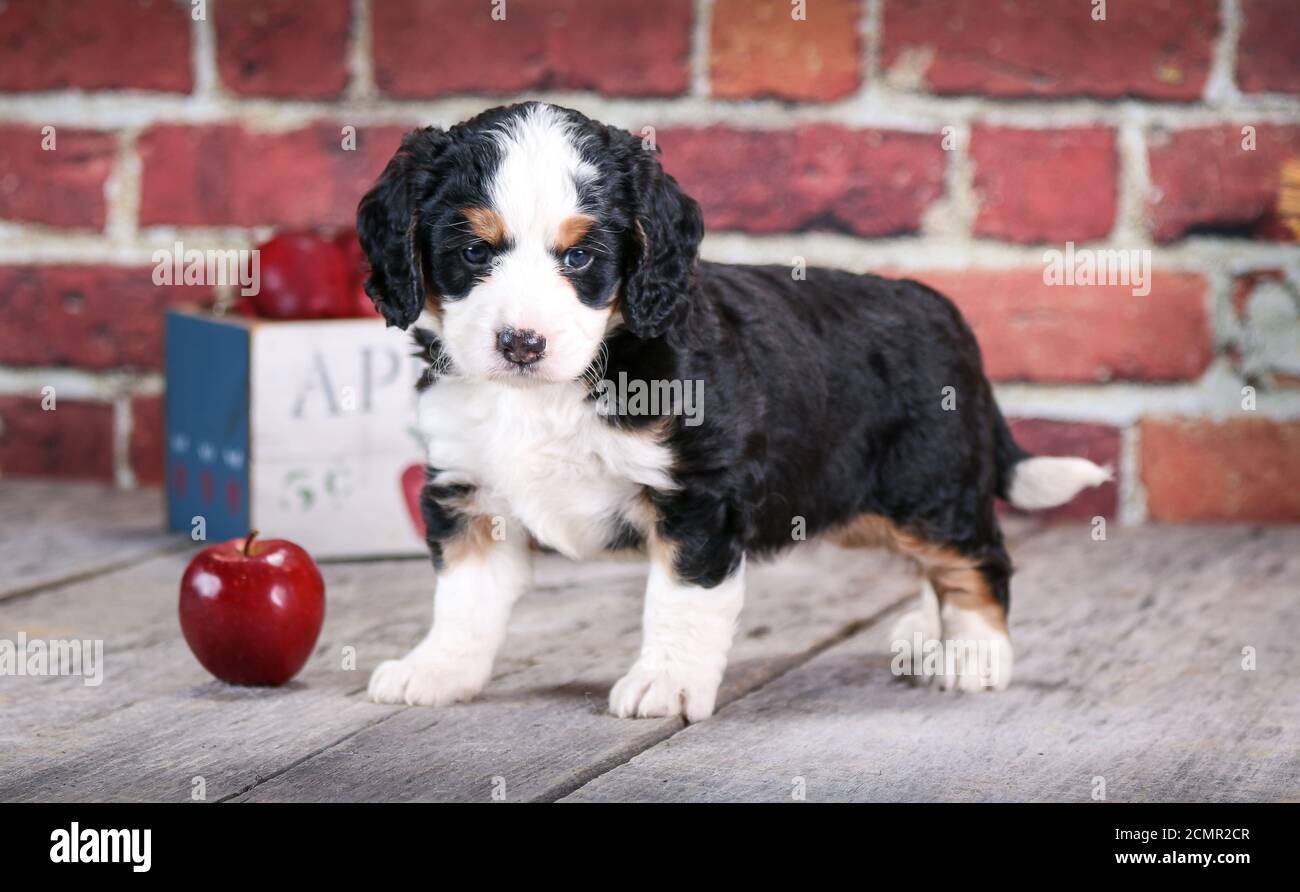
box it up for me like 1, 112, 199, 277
1141, 417, 1300, 521
215, 0, 351, 99
710, 0, 860, 101
130, 395, 164, 487
1148, 125, 1300, 242
0, 396, 114, 482
0, 126, 115, 229
971, 127, 1117, 243
903, 270, 1212, 383
0, 0, 192, 93
373, 0, 691, 98
1005, 419, 1121, 520
881, 0, 1217, 100
138, 123, 409, 228
0, 266, 211, 371
1237, 0, 1300, 94
660, 126, 945, 236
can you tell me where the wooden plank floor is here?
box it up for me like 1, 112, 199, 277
1, 480, 1296, 802
0, 480, 180, 602
567, 525, 1300, 802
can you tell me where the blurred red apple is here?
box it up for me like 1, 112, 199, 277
334, 228, 365, 283
229, 295, 258, 317
252, 232, 353, 319
351, 280, 381, 317
334, 229, 381, 318
179, 531, 325, 686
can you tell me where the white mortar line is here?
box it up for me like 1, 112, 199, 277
697, 232, 1300, 271
0, 224, 264, 263
346, 0, 377, 101
862, 0, 882, 91
1205, 265, 1239, 353
4, 223, 1298, 269
1118, 423, 1146, 525
993, 361, 1300, 425
191, 1, 221, 99
112, 394, 135, 489
0, 368, 163, 400
0, 86, 1297, 132
1205, 0, 1243, 106
1111, 111, 1153, 246
922, 120, 973, 238
3, 363, 1298, 423
690, 0, 713, 99
103, 128, 142, 244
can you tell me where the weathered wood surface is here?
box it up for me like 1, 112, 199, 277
564, 525, 1300, 802
0, 535, 924, 802
4, 510, 1292, 803
0, 479, 180, 601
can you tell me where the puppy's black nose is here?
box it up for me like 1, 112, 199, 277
497, 328, 546, 367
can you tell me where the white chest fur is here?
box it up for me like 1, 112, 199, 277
417, 379, 675, 559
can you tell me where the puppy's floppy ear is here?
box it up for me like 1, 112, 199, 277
356, 127, 452, 329
616, 131, 704, 338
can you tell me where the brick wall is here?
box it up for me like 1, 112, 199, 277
1, 0, 1298, 523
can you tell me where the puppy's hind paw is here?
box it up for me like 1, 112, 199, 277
887, 580, 942, 686
888, 608, 941, 648
933, 608, 1014, 693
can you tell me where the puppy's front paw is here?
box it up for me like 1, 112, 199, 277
609, 661, 721, 722
367, 654, 488, 706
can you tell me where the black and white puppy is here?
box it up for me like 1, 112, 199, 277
357, 102, 1109, 720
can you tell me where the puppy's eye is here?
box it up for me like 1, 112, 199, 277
462, 243, 491, 266
562, 248, 592, 271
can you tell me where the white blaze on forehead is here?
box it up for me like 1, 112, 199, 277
439, 104, 608, 384
488, 104, 596, 246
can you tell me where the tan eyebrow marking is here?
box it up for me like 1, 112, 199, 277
554, 214, 595, 250
463, 207, 508, 246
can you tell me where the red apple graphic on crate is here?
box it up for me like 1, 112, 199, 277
179, 531, 325, 686
401, 464, 426, 537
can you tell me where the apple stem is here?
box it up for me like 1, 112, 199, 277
243, 530, 259, 556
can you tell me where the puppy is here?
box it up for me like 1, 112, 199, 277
356, 102, 1109, 719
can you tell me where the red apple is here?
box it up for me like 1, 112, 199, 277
335, 229, 381, 318
229, 295, 258, 317
351, 280, 381, 318
401, 464, 426, 536
179, 531, 326, 686
251, 232, 353, 320
333, 228, 365, 284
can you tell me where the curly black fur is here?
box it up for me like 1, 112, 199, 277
357, 128, 453, 328
606, 263, 1020, 597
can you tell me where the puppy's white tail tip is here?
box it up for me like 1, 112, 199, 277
1007, 457, 1113, 511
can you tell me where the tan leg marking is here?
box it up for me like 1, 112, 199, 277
441, 515, 496, 566
830, 514, 1006, 631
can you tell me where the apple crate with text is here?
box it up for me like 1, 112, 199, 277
165, 309, 426, 558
